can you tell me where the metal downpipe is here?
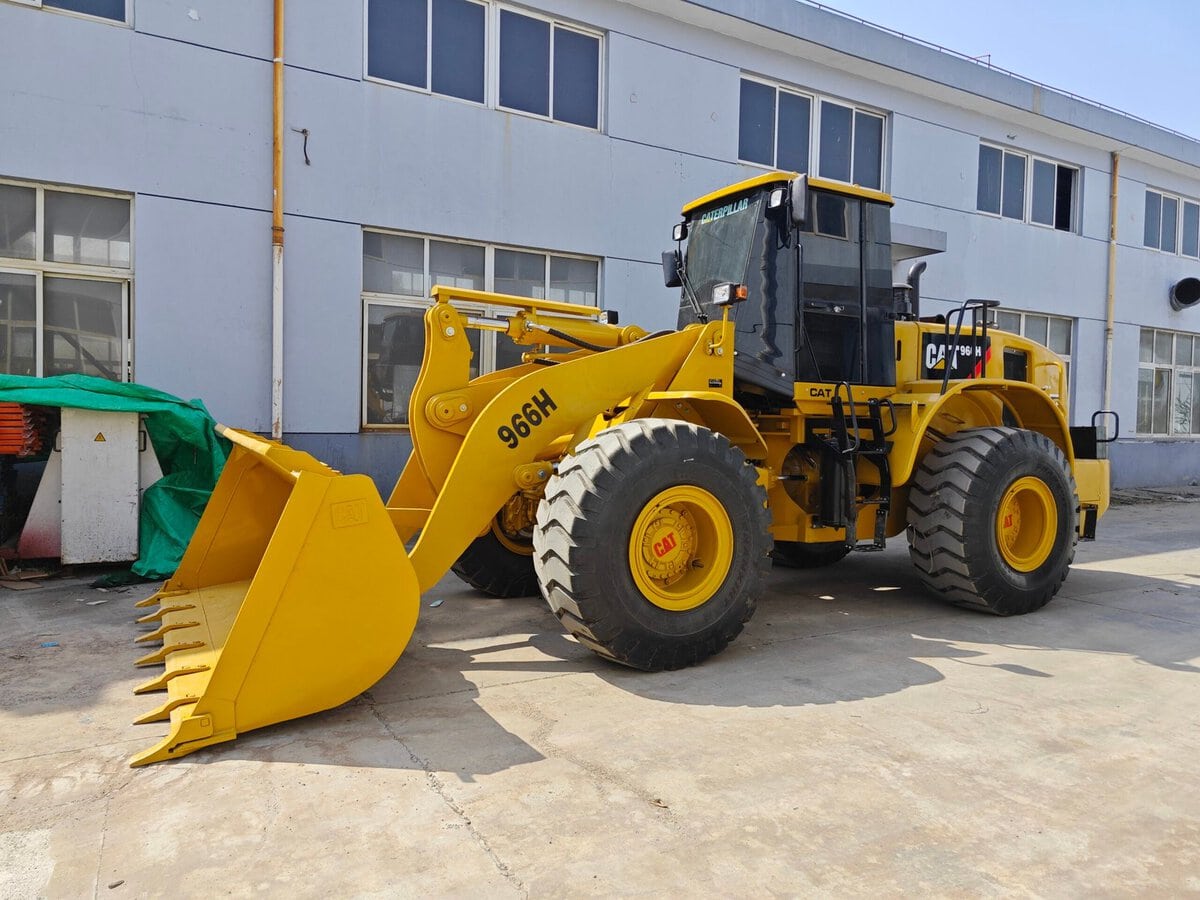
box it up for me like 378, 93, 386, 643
271, 0, 285, 441
1103, 151, 1119, 413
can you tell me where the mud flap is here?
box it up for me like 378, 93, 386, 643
128, 427, 419, 767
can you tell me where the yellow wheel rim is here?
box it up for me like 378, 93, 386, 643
995, 476, 1057, 572
628, 486, 734, 611
491, 518, 534, 557
491, 494, 536, 557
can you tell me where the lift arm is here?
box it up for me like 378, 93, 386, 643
391, 290, 731, 592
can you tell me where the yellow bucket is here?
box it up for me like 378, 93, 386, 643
129, 427, 419, 766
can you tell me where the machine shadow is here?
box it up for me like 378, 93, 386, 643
192, 661, 549, 778
447, 547, 1200, 709
5, 533, 1195, 778
202, 540, 1199, 775
154, 592, 565, 776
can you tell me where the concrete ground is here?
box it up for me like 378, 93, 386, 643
2, 495, 1199, 898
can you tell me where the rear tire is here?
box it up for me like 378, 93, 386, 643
771, 540, 850, 569
907, 427, 1077, 615
534, 419, 771, 671
452, 517, 539, 598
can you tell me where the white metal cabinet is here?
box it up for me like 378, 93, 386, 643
18, 409, 163, 564
60, 409, 142, 563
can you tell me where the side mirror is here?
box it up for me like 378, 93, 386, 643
661, 249, 683, 288
672, 222, 688, 242
789, 175, 808, 226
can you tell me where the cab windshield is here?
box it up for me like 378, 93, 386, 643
684, 193, 763, 305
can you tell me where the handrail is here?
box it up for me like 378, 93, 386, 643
939, 299, 999, 395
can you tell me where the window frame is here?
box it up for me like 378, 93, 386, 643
42, 274, 130, 381
736, 73, 887, 191
994, 308, 1072, 352
1183, 199, 1200, 259
363, 0, 604, 131
360, 227, 601, 430
363, 0, 489, 106
1028, 154, 1077, 232
1144, 188, 1200, 257
848, 107, 885, 191
816, 100, 885, 190
1137, 327, 1200, 437
736, 74, 814, 172
977, 143, 1079, 232
9, 0, 131, 26
492, 4, 603, 131
994, 308, 1074, 407
0, 177, 134, 380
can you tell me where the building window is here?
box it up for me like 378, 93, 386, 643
978, 146, 1014, 218
0, 179, 131, 381
367, 0, 486, 102
1185, 201, 1200, 258
366, 1, 601, 129
1138, 328, 1200, 436
497, 8, 599, 127
1030, 159, 1076, 230
738, 77, 884, 190
995, 309, 1073, 388
13, 0, 126, 22
978, 145, 1077, 230
818, 101, 884, 190
1145, 190, 1199, 257
362, 230, 599, 427
738, 81, 811, 174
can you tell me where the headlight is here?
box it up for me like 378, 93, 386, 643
712, 283, 748, 307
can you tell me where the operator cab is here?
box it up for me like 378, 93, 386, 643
666, 172, 896, 397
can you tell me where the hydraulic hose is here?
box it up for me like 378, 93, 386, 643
542, 326, 610, 353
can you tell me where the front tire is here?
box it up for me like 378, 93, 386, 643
534, 420, 771, 671
452, 512, 539, 598
906, 427, 1077, 615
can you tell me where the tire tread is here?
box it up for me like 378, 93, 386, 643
906, 427, 1078, 616
534, 419, 772, 671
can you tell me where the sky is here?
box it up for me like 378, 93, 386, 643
814, 0, 1200, 139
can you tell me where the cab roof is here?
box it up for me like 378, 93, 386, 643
681, 171, 894, 215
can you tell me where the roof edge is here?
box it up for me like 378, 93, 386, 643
677, 0, 1200, 171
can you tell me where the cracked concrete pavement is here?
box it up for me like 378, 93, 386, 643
2, 495, 1199, 897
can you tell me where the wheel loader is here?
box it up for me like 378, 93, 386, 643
127, 171, 1114, 766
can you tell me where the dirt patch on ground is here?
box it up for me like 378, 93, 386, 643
1112, 484, 1200, 505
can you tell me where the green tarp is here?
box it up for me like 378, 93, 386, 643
0, 374, 230, 579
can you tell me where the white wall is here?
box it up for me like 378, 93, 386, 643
1, 0, 1197, 486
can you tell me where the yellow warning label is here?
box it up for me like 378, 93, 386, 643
94, 433, 106, 442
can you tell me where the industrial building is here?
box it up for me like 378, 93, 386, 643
1, 0, 1198, 488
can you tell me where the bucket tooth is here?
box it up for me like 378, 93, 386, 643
129, 710, 225, 768
135, 641, 206, 667
134, 697, 198, 725
134, 665, 210, 694
135, 620, 200, 644
134, 588, 189, 609
137, 604, 196, 625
